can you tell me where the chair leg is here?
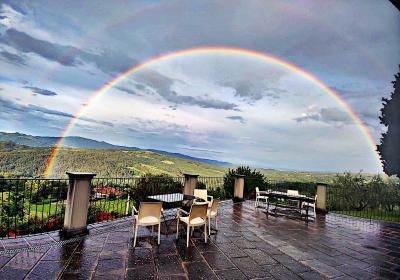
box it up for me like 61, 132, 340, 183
191, 227, 194, 236
204, 223, 207, 243
186, 225, 190, 247
158, 223, 161, 245
176, 219, 179, 239
133, 223, 139, 247
208, 217, 211, 235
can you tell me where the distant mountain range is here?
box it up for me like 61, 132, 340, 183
0, 132, 231, 167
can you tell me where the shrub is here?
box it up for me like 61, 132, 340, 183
223, 166, 266, 198
328, 172, 399, 212
133, 174, 183, 204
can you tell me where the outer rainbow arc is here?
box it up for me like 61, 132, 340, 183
43, 46, 381, 178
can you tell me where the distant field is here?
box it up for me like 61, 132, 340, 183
0, 145, 227, 178
257, 169, 339, 184
0, 141, 373, 183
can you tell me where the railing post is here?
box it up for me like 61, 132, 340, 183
316, 183, 328, 213
183, 174, 199, 196
233, 175, 245, 202
61, 172, 96, 238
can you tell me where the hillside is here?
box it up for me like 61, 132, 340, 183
0, 141, 227, 178
0, 132, 230, 166
256, 168, 337, 184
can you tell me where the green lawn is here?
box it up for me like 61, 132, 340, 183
27, 197, 130, 220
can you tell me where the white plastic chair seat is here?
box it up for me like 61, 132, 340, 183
258, 195, 268, 200
179, 216, 206, 226
134, 215, 159, 225
207, 209, 217, 217
302, 202, 314, 207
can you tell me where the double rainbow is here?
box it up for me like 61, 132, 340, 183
43, 47, 381, 178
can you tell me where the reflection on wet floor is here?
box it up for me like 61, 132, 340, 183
0, 200, 399, 279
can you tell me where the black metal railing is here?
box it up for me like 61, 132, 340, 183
2, 174, 397, 239
197, 177, 226, 198
88, 176, 185, 224
243, 177, 316, 197
327, 182, 400, 223
0, 178, 68, 238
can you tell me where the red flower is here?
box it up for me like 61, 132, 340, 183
95, 212, 116, 222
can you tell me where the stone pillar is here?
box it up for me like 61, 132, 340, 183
183, 174, 199, 196
233, 175, 245, 202
61, 172, 96, 238
316, 183, 328, 213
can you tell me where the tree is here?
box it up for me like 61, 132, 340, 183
223, 166, 266, 198
377, 66, 400, 177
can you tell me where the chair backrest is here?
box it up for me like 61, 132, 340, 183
189, 203, 208, 224
314, 194, 318, 202
255, 187, 260, 194
194, 189, 208, 202
138, 202, 162, 221
287, 189, 299, 196
210, 199, 220, 214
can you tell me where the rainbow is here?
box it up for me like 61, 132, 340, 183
43, 46, 382, 178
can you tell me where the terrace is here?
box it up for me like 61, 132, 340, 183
0, 174, 399, 279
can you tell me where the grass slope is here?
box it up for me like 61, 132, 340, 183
0, 142, 227, 178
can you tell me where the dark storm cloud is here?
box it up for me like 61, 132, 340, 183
0, 96, 26, 113
0, 97, 113, 127
225, 80, 286, 103
0, 50, 26, 65
294, 107, 352, 125
226, 115, 246, 123
27, 105, 114, 127
0, 29, 78, 66
166, 90, 239, 110
0, 28, 136, 74
24, 86, 57, 96
176, 145, 222, 154
330, 86, 380, 99
115, 86, 138, 95
136, 70, 239, 110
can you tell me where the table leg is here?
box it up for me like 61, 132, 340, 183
305, 204, 309, 223
162, 211, 170, 235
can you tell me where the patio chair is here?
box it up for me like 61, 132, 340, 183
287, 189, 300, 207
255, 187, 268, 209
207, 199, 220, 235
302, 194, 317, 217
176, 203, 208, 247
193, 189, 213, 206
132, 202, 163, 247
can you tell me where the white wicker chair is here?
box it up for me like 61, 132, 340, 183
176, 203, 208, 247
255, 187, 269, 209
207, 199, 220, 235
302, 194, 317, 217
193, 189, 213, 206
132, 202, 163, 247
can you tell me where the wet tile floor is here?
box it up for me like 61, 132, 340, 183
0, 200, 399, 279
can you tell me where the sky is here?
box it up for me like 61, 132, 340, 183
0, 0, 399, 173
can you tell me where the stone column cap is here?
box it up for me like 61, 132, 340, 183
316, 182, 328, 186
183, 173, 199, 178
234, 174, 245, 178
66, 172, 96, 179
